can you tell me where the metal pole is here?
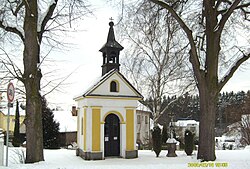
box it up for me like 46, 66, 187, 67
5, 103, 10, 167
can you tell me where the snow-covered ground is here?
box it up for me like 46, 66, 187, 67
1, 148, 250, 169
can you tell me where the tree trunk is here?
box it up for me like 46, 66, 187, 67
197, 83, 217, 161
197, 2, 220, 161
23, 0, 44, 163
24, 77, 44, 163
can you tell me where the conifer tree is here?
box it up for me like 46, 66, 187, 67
41, 96, 60, 149
152, 126, 162, 157
13, 100, 21, 147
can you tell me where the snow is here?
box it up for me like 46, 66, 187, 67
245, 145, 250, 150
3, 148, 250, 169
166, 138, 177, 143
73, 69, 115, 99
175, 120, 199, 127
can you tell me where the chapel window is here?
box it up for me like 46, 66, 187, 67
110, 80, 118, 92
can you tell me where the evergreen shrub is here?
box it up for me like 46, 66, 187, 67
184, 129, 194, 155
13, 100, 21, 147
42, 96, 60, 149
152, 126, 162, 157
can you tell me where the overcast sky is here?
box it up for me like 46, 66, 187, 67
44, 0, 120, 109
44, 0, 250, 110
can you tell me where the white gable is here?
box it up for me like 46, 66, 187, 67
90, 72, 138, 97
74, 69, 143, 100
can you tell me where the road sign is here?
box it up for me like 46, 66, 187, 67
7, 83, 15, 103
6, 82, 15, 167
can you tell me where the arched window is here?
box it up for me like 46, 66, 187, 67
110, 80, 118, 92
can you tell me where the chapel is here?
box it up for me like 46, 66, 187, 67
74, 21, 143, 160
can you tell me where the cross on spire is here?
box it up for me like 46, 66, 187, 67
109, 17, 114, 21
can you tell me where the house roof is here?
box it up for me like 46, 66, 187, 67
74, 69, 143, 100
0, 101, 26, 116
175, 120, 199, 127
20, 110, 77, 133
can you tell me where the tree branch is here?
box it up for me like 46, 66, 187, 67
150, 0, 203, 84
219, 52, 250, 91
0, 47, 24, 82
216, 0, 241, 34
13, 0, 25, 16
0, 21, 24, 41
38, 0, 58, 42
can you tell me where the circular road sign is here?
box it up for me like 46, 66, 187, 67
7, 82, 15, 103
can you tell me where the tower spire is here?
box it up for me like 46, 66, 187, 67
99, 20, 124, 76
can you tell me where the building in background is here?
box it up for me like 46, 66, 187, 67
136, 109, 151, 149
0, 101, 25, 134
174, 119, 199, 142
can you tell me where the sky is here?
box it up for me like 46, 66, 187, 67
42, 0, 250, 110
44, 0, 121, 109
3, 0, 248, 110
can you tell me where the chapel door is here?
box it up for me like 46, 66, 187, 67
104, 114, 120, 157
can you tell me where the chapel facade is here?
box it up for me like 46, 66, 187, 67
74, 21, 143, 160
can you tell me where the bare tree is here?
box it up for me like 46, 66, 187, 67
150, 0, 250, 161
0, 0, 90, 163
240, 115, 250, 146
119, 1, 194, 126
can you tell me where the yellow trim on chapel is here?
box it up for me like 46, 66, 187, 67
90, 106, 102, 109
77, 113, 80, 145
124, 106, 137, 109
102, 111, 125, 124
92, 107, 101, 151
85, 96, 141, 100
126, 108, 134, 151
83, 107, 87, 151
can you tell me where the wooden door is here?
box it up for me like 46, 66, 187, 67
104, 114, 120, 157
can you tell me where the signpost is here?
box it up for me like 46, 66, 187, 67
6, 82, 15, 166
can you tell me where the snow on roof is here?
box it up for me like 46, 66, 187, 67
0, 101, 26, 116
73, 69, 115, 99
175, 120, 199, 127
53, 110, 77, 132
137, 102, 151, 112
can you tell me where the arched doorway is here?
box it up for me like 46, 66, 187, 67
104, 114, 120, 157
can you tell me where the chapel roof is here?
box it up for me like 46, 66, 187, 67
74, 69, 143, 100
99, 21, 124, 52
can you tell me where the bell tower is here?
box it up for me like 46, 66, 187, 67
99, 21, 124, 76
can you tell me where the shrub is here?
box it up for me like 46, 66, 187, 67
42, 96, 60, 149
184, 129, 194, 156
152, 126, 162, 157
12, 100, 21, 147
